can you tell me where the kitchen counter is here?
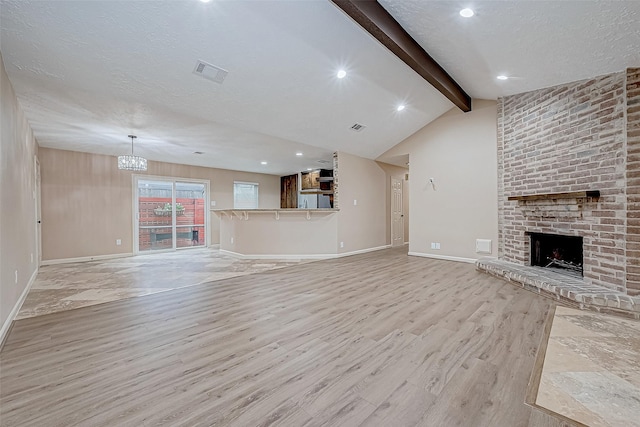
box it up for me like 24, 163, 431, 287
212, 208, 338, 220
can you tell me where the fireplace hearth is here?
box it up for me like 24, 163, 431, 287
529, 233, 583, 277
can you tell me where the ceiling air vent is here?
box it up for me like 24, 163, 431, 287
193, 60, 228, 84
317, 159, 331, 164
350, 123, 366, 132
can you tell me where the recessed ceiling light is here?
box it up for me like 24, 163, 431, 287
397, 105, 406, 112
337, 70, 347, 79
459, 8, 474, 18
296, 152, 303, 156
200, 0, 211, 3
497, 75, 509, 80
261, 161, 267, 165
307, 168, 313, 171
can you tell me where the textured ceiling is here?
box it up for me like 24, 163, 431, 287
1, 1, 639, 175
379, 0, 640, 100
0, 0, 452, 175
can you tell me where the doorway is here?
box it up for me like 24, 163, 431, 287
134, 177, 209, 253
391, 177, 404, 247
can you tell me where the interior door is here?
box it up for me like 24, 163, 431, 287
391, 177, 404, 247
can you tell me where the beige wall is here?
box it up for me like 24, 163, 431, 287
336, 152, 388, 253
220, 212, 338, 256
39, 148, 280, 261
382, 99, 499, 261
217, 151, 392, 258
1, 52, 39, 339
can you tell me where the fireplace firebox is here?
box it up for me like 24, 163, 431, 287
529, 233, 583, 277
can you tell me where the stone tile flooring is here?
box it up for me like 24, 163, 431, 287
536, 306, 640, 427
473, 258, 640, 425
18, 248, 311, 319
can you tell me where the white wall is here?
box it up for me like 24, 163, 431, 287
381, 99, 499, 261
1, 51, 39, 344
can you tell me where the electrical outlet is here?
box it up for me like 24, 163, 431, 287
231, 237, 234, 244
340, 241, 344, 248
15, 270, 18, 284
436, 243, 441, 250
30, 253, 33, 263
431, 242, 441, 250
116, 239, 122, 246
353, 199, 357, 206
211, 200, 216, 207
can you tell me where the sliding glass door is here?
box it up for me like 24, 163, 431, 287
135, 177, 208, 253
175, 182, 206, 249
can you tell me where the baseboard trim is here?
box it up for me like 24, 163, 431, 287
220, 245, 391, 260
219, 250, 334, 260
408, 251, 476, 264
337, 245, 391, 258
41, 252, 133, 266
0, 268, 38, 350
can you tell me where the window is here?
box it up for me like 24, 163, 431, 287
233, 182, 259, 209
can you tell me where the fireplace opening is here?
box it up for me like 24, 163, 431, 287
529, 233, 583, 277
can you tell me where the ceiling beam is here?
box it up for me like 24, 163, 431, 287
330, 0, 471, 112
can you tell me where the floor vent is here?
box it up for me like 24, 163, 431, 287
193, 60, 228, 84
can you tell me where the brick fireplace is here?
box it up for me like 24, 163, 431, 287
497, 68, 640, 297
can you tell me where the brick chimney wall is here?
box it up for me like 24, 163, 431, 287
626, 68, 640, 296
498, 69, 640, 295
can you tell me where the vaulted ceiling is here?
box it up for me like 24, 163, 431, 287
1, 1, 639, 175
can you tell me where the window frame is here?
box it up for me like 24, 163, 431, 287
233, 181, 259, 209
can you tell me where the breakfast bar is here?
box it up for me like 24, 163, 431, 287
212, 208, 340, 258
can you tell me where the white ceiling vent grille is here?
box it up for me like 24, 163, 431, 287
193, 60, 228, 84
317, 159, 331, 164
350, 123, 366, 132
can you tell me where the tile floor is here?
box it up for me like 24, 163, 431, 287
536, 306, 640, 427
18, 248, 311, 319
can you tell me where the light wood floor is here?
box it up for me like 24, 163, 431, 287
0, 247, 576, 426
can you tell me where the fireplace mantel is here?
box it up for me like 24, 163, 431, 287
507, 190, 600, 202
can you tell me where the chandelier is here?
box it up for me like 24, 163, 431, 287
118, 135, 147, 171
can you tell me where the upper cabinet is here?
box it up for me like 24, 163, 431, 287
301, 170, 320, 190
301, 169, 333, 191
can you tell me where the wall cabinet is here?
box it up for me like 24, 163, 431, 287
301, 170, 320, 190
301, 169, 333, 191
